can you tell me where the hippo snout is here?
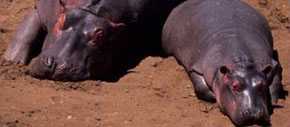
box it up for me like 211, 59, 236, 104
28, 56, 89, 81
231, 107, 270, 126
29, 56, 56, 78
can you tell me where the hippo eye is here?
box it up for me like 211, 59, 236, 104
232, 83, 241, 92
85, 28, 104, 47
253, 79, 265, 88
255, 80, 263, 86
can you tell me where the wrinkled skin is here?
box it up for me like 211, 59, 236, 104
3, 0, 184, 81
162, 0, 286, 126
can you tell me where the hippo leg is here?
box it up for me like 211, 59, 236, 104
269, 50, 286, 103
3, 9, 45, 65
190, 72, 216, 102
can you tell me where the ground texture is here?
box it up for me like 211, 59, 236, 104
0, 0, 289, 126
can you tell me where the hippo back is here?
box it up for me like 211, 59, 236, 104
162, 0, 273, 73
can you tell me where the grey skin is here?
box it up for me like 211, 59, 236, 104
3, 0, 184, 81
162, 0, 286, 126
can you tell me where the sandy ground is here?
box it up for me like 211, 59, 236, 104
0, 0, 289, 127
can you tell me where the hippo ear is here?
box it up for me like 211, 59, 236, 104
219, 66, 230, 75
59, 0, 67, 12
262, 65, 272, 75
262, 59, 278, 75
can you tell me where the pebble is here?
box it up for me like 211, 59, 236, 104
67, 115, 72, 120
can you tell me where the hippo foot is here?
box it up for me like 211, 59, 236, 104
3, 9, 44, 65
190, 72, 216, 102
3, 49, 29, 65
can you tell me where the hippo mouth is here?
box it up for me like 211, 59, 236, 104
231, 110, 270, 126
28, 56, 90, 81
221, 97, 271, 126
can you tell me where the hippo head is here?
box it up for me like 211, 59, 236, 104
29, 8, 126, 81
212, 64, 273, 126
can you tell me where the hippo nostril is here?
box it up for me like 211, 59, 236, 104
242, 109, 251, 117
43, 57, 54, 68
56, 63, 67, 71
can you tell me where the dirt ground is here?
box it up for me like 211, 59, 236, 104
0, 0, 289, 127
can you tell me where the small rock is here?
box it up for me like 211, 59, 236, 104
67, 115, 72, 120
258, 0, 268, 6
148, 57, 163, 67
175, 66, 184, 71
199, 102, 215, 113
182, 95, 188, 99
0, 28, 10, 33
4, 120, 19, 127
95, 80, 102, 86
286, 25, 290, 31
96, 117, 101, 121
186, 84, 192, 89
279, 16, 289, 23
124, 88, 129, 93
154, 92, 165, 98
188, 93, 196, 97
124, 120, 131, 124
153, 86, 162, 91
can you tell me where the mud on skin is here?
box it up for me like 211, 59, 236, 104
3, 0, 185, 81
162, 0, 286, 126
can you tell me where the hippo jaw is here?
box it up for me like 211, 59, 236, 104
212, 65, 272, 126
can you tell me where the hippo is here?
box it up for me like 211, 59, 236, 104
162, 0, 286, 126
3, 0, 184, 81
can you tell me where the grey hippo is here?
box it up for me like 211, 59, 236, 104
162, 0, 286, 126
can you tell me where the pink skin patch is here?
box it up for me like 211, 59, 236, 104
223, 75, 230, 83
213, 82, 237, 117
53, 13, 66, 36
232, 80, 241, 92
53, 0, 83, 36
224, 75, 241, 92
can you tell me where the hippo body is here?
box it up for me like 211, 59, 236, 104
4, 0, 184, 80
162, 0, 285, 126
